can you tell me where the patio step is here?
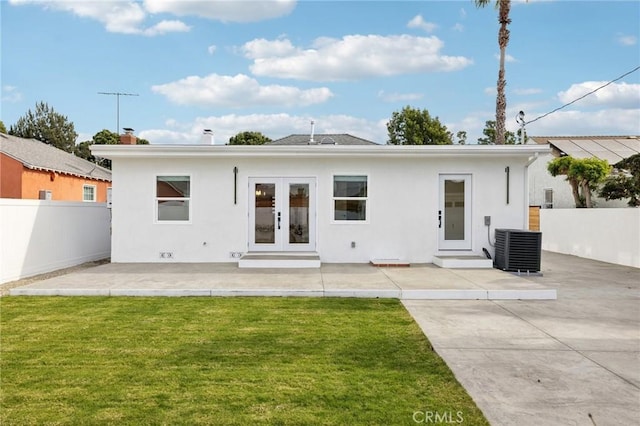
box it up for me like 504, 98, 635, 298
433, 254, 493, 269
238, 252, 321, 268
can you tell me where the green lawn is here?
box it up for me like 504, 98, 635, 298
1, 297, 488, 425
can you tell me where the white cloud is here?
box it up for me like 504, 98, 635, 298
9, 0, 190, 36
140, 113, 387, 145
557, 81, 640, 109
1, 85, 22, 103
243, 35, 472, 81
139, 128, 196, 144
207, 45, 217, 55
143, 20, 190, 36
242, 38, 297, 59
513, 88, 542, 96
617, 34, 637, 46
151, 73, 333, 107
143, 0, 296, 23
407, 15, 437, 33
484, 86, 496, 96
524, 109, 640, 137
452, 23, 464, 32
377, 90, 423, 103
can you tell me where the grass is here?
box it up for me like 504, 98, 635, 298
1, 297, 488, 425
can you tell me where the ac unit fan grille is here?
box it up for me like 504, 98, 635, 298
494, 229, 541, 272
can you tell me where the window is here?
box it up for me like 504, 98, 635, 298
333, 175, 367, 221
544, 188, 553, 209
156, 176, 190, 222
83, 184, 96, 202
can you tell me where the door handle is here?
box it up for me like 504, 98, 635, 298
277, 212, 281, 230
438, 210, 442, 228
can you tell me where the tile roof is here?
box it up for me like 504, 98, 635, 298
0, 133, 112, 181
529, 136, 640, 164
268, 134, 379, 146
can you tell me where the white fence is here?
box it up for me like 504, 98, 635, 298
540, 208, 640, 268
0, 200, 111, 284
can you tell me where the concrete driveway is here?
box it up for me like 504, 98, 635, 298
403, 251, 640, 426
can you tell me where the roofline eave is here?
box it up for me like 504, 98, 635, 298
91, 144, 551, 160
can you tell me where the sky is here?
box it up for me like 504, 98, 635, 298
1, 0, 639, 145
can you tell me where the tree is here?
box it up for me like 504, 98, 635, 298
0, 120, 6, 134
599, 154, 640, 207
228, 131, 271, 145
477, 120, 517, 144
456, 131, 467, 145
386, 106, 453, 145
548, 156, 611, 208
475, 0, 516, 145
9, 101, 77, 152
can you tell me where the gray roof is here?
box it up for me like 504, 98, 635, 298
530, 136, 640, 164
0, 133, 112, 181
268, 134, 379, 146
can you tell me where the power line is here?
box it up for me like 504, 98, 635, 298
98, 92, 139, 134
525, 65, 640, 126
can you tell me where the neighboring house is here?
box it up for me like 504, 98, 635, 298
0, 133, 112, 202
92, 136, 549, 265
269, 133, 379, 146
528, 136, 640, 209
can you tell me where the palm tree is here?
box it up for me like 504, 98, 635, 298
476, 0, 512, 145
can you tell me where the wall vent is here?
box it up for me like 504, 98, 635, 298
494, 229, 542, 273
39, 190, 52, 200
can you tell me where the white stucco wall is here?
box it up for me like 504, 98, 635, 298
110, 153, 532, 263
529, 153, 628, 209
0, 200, 111, 283
540, 208, 640, 268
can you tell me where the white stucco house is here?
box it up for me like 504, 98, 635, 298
92, 134, 549, 267
528, 136, 640, 209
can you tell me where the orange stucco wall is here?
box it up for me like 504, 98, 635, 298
0, 153, 23, 198
21, 169, 110, 202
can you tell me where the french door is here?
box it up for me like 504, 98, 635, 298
248, 178, 316, 252
438, 174, 472, 250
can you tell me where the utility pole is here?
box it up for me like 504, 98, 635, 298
98, 92, 139, 134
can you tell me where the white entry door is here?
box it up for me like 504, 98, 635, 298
248, 178, 316, 252
438, 174, 472, 250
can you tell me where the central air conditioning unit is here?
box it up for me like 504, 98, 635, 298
494, 229, 542, 273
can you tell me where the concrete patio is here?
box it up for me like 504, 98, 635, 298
9, 262, 556, 300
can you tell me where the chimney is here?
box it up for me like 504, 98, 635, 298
201, 129, 215, 145
120, 127, 137, 145
309, 120, 316, 144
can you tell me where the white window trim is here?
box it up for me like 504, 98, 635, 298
155, 174, 192, 224
331, 174, 369, 224
82, 184, 97, 202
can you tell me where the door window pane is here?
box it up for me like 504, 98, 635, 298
289, 184, 309, 244
255, 183, 275, 243
444, 180, 465, 240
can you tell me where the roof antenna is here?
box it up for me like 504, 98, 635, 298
309, 120, 316, 144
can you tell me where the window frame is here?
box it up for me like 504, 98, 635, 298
331, 174, 369, 223
155, 174, 192, 224
543, 188, 553, 209
82, 184, 97, 202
